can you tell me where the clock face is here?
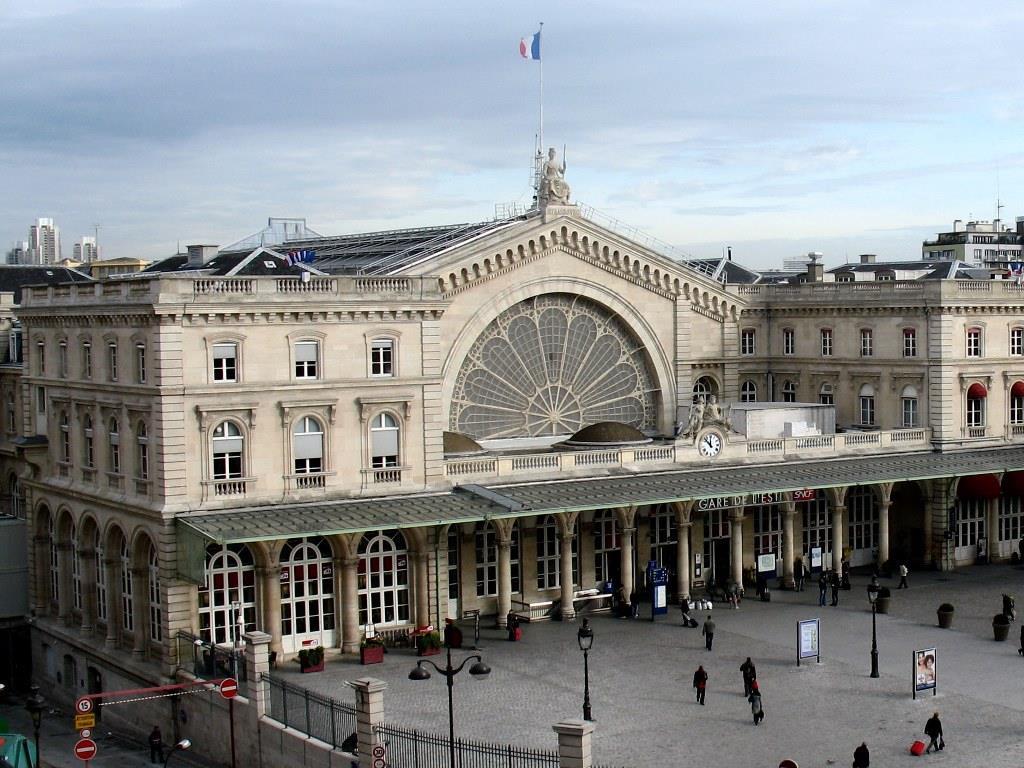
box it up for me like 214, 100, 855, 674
698, 431, 723, 458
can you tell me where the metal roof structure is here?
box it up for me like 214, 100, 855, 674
177, 446, 1024, 545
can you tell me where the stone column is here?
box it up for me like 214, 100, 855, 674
80, 547, 97, 635
729, 510, 744, 587
131, 565, 149, 658
414, 551, 430, 627
677, 522, 692, 602
987, 497, 999, 561
104, 554, 120, 648
244, 630, 272, 716
258, 565, 283, 656
494, 520, 514, 628
557, 513, 579, 621
351, 677, 387, 761
878, 501, 892, 567
552, 720, 594, 768
781, 503, 796, 589
619, 527, 636, 599
341, 557, 360, 653
832, 505, 846, 572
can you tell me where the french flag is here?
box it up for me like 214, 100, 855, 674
519, 30, 541, 60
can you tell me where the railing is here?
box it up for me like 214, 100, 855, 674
292, 472, 327, 490
266, 675, 356, 752
1011, 425, 1024, 437
275, 278, 337, 294
193, 279, 255, 296
967, 426, 988, 438
747, 439, 784, 454
446, 458, 498, 476
574, 449, 621, 467
175, 631, 247, 683
511, 455, 560, 472
355, 277, 412, 293
844, 431, 880, 446
200, 477, 254, 501
376, 723, 560, 768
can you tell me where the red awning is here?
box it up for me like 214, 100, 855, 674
1003, 471, 1024, 497
1012, 381, 1024, 398
967, 383, 988, 398
958, 474, 1001, 499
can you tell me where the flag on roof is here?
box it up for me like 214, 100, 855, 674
286, 249, 315, 266
519, 29, 541, 60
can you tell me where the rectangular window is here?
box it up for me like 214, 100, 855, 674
1012, 328, 1024, 356
966, 396, 985, 427
966, 328, 982, 358
903, 329, 917, 358
138, 438, 149, 480
956, 499, 985, 548
740, 329, 756, 356
212, 343, 237, 382
782, 328, 794, 356
35, 341, 45, 376
370, 339, 394, 377
136, 344, 146, 384
820, 329, 833, 357
860, 328, 873, 357
36, 386, 45, 414
859, 396, 875, 426
901, 397, 918, 428
59, 342, 67, 378
82, 342, 92, 379
999, 496, 1023, 543
107, 342, 118, 381
294, 341, 319, 379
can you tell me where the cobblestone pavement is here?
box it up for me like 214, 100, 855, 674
277, 563, 1024, 768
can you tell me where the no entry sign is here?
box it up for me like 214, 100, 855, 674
74, 738, 98, 761
219, 677, 239, 699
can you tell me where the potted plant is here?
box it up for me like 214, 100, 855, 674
937, 603, 954, 629
299, 645, 325, 673
360, 636, 386, 665
875, 587, 891, 615
993, 613, 1011, 642
416, 630, 442, 657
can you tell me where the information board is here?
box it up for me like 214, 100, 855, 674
798, 618, 820, 665
913, 647, 937, 698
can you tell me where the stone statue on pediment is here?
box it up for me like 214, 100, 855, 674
678, 394, 733, 440
538, 147, 571, 207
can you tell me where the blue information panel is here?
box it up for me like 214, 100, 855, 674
648, 563, 669, 618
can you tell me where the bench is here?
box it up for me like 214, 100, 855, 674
572, 589, 612, 613
510, 598, 556, 622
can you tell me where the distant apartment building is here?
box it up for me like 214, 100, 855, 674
923, 217, 1024, 267
4, 242, 29, 265
28, 217, 60, 265
72, 236, 98, 262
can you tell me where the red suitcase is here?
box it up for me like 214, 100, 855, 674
910, 740, 926, 756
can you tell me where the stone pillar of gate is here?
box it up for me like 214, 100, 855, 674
729, 509, 744, 587
557, 512, 579, 621
131, 565, 149, 658
243, 631, 272, 717
351, 677, 387, 762
673, 501, 694, 602
781, 500, 796, 589
80, 547, 97, 635
616, 506, 638, 601
258, 565, 283, 656
553, 720, 594, 768
341, 556, 360, 653
494, 519, 515, 628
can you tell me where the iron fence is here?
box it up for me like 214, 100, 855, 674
266, 675, 357, 750
175, 631, 247, 683
376, 723, 560, 768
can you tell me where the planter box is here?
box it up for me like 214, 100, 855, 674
417, 645, 441, 657
937, 611, 953, 629
360, 646, 385, 665
994, 623, 1010, 642
301, 660, 325, 673
876, 597, 890, 615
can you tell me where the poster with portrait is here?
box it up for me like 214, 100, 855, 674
913, 647, 937, 698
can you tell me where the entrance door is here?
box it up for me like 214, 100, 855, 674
280, 537, 336, 654
703, 509, 731, 587
954, 499, 986, 563
447, 528, 460, 621
358, 531, 410, 627
802, 493, 832, 570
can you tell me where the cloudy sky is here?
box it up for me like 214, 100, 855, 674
2, 0, 1023, 269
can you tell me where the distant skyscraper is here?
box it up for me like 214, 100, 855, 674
73, 236, 99, 263
5, 241, 29, 265
29, 217, 60, 264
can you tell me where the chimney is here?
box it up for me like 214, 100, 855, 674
806, 252, 824, 283
953, 219, 962, 233
859, 254, 876, 264
186, 244, 219, 267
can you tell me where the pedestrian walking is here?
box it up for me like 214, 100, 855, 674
739, 657, 757, 696
818, 571, 828, 606
852, 741, 870, 768
924, 712, 944, 753
630, 588, 640, 619
897, 563, 909, 589
148, 726, 165, 764
830, 570, 840, 606
702, 615, 715, 650
795, 558, 806, 591
693, 665, 708, 705
747, 681, 764, 725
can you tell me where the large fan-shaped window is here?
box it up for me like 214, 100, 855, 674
450, 294, 658, 439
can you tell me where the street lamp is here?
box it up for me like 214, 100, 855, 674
24, 685, 45, 767
867, 577, 880, 678
408, 646, 490, 768
577, 618, 594, 722
164, 738, 192, 768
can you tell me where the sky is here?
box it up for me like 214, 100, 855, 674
2, 0, 1023, 269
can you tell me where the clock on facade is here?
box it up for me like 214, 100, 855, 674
698, 430, 723, 458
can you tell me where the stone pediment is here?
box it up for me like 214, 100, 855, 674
406, 213, 743, 323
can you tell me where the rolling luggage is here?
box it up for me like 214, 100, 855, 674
910, 740, 925, 756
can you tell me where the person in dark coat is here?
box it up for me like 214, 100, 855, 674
795, 558, 806, 591
739, 657, 757, 696
924, 712, 943, 753
852, 741, 869, 767
1018, 624, 1024, 656
747, 681, 764, 725
148, 726, 164, 764
702, 615, 715, 650
692, 665, 708, 704
830, 570, 840, 606
818, 571, 828, 606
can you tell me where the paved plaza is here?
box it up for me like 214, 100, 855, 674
278, 564, 1024, 768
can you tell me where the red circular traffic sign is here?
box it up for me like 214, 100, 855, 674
219, 677, 238, 699
74, 738, 98, 761
75, 697, 93, 714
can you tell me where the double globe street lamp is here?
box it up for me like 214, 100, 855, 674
164, 738, 192, 768
24, 685, 46, 767
577, 618, 594, 722
867, 577, 880, 678
409, 645, 490, 768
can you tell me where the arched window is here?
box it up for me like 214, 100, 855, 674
136, 422, 149, 480
475, 521, 520, 597
293, 416, 324, 474
95, 530, 107, 621
120, 537, 133, 633
59, 411, 70, 463
592, 511, 619, 585
901, 385, 919, 428
70, 522, 82, 611
819, 383, 834, 406
858, 384, 875, 426
212, 422, 244, 479
198, 543, 257, 645
370, 413, 399, 468
108, 418, 120, 474
740, 380, 757, 403
967, 382, 987, 428
693, 377, 717, 402
781, 380, 797, 403
148, 544, 162, 642
280, 537, 335, 652
1011, 381, 1024, 425
357, 531, 409, 627
83, 414, 94, 467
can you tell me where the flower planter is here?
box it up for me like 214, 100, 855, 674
417, 645, 441, 657
301, 660, 325, 673
876, 596, 891, 615
360, 645, 385, 665
993, 617, 1010, 642
937, 610, 954, 629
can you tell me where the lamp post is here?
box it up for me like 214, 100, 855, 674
408, 646, 490, 768
24, 685, 45, 768
867, 577, 880, 678
164, 738, 192, 768
577, 618, 594, 721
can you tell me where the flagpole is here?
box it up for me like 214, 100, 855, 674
538, 21, 544, 156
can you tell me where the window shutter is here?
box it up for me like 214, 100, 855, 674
293, 433, 323, 460
213, 344, 236, 359
372, 427, 398, 458
295, 342, 318, 362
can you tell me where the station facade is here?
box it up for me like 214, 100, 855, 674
8, 198, 1024, 693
